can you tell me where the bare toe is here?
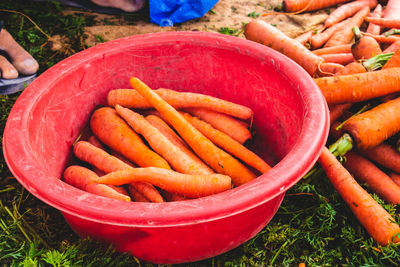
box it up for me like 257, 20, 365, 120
0, 29, 39, 76
0, 55, 18, 79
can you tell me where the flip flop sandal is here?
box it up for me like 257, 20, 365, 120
0, 20, 37, 95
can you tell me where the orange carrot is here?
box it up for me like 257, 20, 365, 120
318, 62, 345, 76
129, 77, 257, 186
184, 108, 252, 144
343, 151, 400, 204
312, 44, 352, 56
324, 0, 376, 27
244, 19, 323, 76
329, 103, 353, 124
383, 40, 400, 53
107, 88, 253, 120
318, 147, 400, 246
324, 6, 370, 47
382, 49, 400, 69
63, 165, 131, 202
294, 25, 324, 45
383, 0, 400, 20
115, 104, 214, 175
351, 27, 383, 60
283, 0, 351, 12
366, 4, 383, 35
310, 18, 352, 49
388, 172, 400, 187
90, 107, 170, 169
334, 61, 367, 75
73, 141, 165, 203
359, 143, 400, 174
181, 112, 271, 174
127, 185, 150, 202
362, 32, 400, 44
314, 67, 400, 105
341, 96, 400, 149
365, 17, 400, 29
95, 167, 232, 198
320, 53, 355, 65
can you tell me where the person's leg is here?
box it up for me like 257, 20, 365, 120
89, 0, 145, 12
0, 28, 39, 79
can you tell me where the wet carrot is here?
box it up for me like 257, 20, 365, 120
95, 167, 232, 198
318, 147, 400, 246
129, 77, 257, 186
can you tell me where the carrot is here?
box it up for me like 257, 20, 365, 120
341, 96, 400, 149
129, 77, 257, 186
366, 4, 383, 35
107, 88, 253, 120
351, 26, 382, 60
115, 104, 214, 175
383, 40, 400, 53
362, 32, 400, 43
73, 141, 165, 203
324, 7, 370, 47
294, 25, 324, 45
320, 53, 355, 65
95, 167, 232, 198
127, 185, 150, 202
312, 44, 352, 56
181, 112, 271, 174
329, 103, 353, 124
358, 143, 400, 174
244, 19, 323, 76
365, 17, 400, 29
388, 172, 400, 187
334, 61, 367, 75
283, 0, 351, 12
318, 147, 400, 246
314, 67, 400, 105
318, 62, 345, 76
310, 18, 352, 49
343, 151, 400, 204
184, 108, 252, 144
63, 165, 131, 202
324, 0, 376, 27
383, 0, 400, 20
382, 49, 400, 69
90, 107, 170, 169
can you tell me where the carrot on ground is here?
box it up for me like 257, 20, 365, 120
324, 0, 376, 27
334, 61, 367, 75
312, 44, 352, 56
73, 140, 165, 203
115, 104, 214, 175
95, 167, 232, 198
107, 88, 253, 120
341, 96, 400, 149
351, 26, 382, 60
359, 143, 400, 174
318, 147, 400, 246
283, 0, 350, 13
244, 19, 323, 76
314, 67, 400, 105
181, 112, 271, 174
63, 165, 131, 202
343, 151, 400, 204
366, 4, 383, 35
129, 77, 257, 186
324, 7, 370, 47
184, 108, 252, 144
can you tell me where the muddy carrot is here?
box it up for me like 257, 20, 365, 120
324, 0, 376, 27
366, 4, 383, 35
244, 19, 323, 76
63, 165, 131, 202
95, 167, 232, 198
283, 0, 350, 12
184, 108, 251, 144
318, 147, 400, 246
314, 67, 400, 105
181, 112, 271, 174
130, 77, 257, 186
343, 151, 400, 204
107, 88, 253, 120
358, 143, 400, 174
115, 104, 214, 175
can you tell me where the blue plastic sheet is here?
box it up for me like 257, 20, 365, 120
150, 0, 219, 26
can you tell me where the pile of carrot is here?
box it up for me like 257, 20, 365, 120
63, 78, 272, 203
246, 0, 400, 246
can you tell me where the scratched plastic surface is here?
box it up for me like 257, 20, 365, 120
3, 32, 329, 264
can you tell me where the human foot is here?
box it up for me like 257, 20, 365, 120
0, 28, 39, 79
90, 0, 145, 12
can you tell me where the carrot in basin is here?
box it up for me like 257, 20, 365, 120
115, 104, 214, 175
129, 77, 257, 186
63, 165, 131, 202
95, 167, 232, 198
107, 88, 253, 120
318, 147, 400, 246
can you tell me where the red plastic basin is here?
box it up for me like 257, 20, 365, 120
3, 31, 329, 264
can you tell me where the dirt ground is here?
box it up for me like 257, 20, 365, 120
73, 0, 329, 47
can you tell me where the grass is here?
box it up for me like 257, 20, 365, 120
1, 1, 400, 266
